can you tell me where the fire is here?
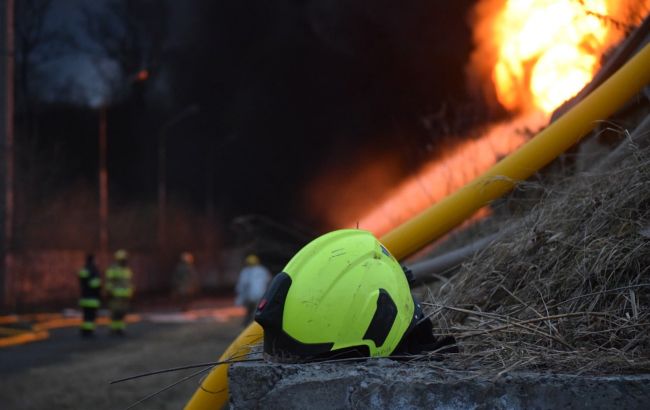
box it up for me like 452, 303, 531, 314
347, 113, 546, 236
487, 0, 650, 114
493, 0, 609, 113
314, 1, 649, 238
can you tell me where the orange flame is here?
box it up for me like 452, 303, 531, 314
484, 0, 650, 114
311, 1, 649, 237
347, 113, 546, 236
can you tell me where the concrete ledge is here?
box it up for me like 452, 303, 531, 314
229, 359, 650, 409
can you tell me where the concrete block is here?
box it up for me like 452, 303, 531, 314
229, 359, 650, 409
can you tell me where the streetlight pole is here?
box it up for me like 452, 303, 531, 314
158, 104, 199, 252
204, 134, 235, 238
204, 134, 235, 286
158, 125, 167, 251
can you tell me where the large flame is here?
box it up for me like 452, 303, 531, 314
494, 0, 609, 113
351, 113, 546, 236
488, 0, 650, 114
311, 1, 649, 238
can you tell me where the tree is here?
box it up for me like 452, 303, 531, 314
14, 0, 68, 109
80, 0, 169, 104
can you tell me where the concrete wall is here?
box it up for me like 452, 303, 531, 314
230, 359, 650, 409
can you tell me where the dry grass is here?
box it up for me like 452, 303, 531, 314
425, 139, 650, 376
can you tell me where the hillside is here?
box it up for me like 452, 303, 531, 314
427, 115, 650, 375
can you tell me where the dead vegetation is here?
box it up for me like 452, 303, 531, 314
425, 135, 650, 376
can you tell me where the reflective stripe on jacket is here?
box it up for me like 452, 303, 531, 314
79, 265, 102, 301
106, 265, 134, 299
79, 298, 100, 308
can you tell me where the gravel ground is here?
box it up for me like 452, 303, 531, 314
0, 320, 242, 410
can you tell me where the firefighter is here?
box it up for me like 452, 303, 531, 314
172, 251, 199, 310
235, 254, 271, 326
106, 249, 134, 334
78, 253, 102, 337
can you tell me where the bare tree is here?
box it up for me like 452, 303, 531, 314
14, 0, 69, 108
80, 0, 169, 103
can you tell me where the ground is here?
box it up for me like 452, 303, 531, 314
0, 317, 242, 409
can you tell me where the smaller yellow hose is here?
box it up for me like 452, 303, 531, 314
183, 322, 263, 409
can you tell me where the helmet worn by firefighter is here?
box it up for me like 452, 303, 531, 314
181, 251, 194, 264
115, 249, 128, 261
245, 254, 260, 266
255, 229, 455, 361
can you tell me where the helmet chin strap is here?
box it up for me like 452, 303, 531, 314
393, 299, 459, 356
396, 264, 459, 356
402, 265, 417, 288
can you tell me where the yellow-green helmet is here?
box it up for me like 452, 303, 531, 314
245, 254, 260, 266
114, 249, 128, 261
256, 229, 426, 360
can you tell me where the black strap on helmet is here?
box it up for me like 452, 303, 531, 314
393, 265, 458, 356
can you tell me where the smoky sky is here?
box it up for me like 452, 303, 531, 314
31, 0, 478, 237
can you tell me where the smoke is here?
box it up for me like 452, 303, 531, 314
27, 1, 478, 239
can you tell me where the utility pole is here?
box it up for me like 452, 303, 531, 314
0, 0, 15, 309
97, 70, 147, 265
98, 106, 108, 262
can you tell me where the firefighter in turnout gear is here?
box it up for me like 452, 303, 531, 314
78, 253, 102, 337
106, 249, 134, 334
172, 252, 199, 311
236, 254, 271, 326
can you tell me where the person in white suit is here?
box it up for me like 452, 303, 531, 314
235, 254, 271, 325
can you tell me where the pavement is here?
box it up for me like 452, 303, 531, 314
0, 298, 246, 410
0, 296, 244, 348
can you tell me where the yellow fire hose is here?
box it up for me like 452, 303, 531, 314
185, 43, 650, 409
382, 43, 650, 258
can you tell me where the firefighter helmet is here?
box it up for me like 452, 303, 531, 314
114, 249, 128, 261
255, 229, 425, 360
245, 254, 260, 265
181, 251, 194, 264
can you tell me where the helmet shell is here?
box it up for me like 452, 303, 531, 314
114, 249, 128, 261
181, 252, 194, 264
245, 254, 260, 266
272, 229, 414, 357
